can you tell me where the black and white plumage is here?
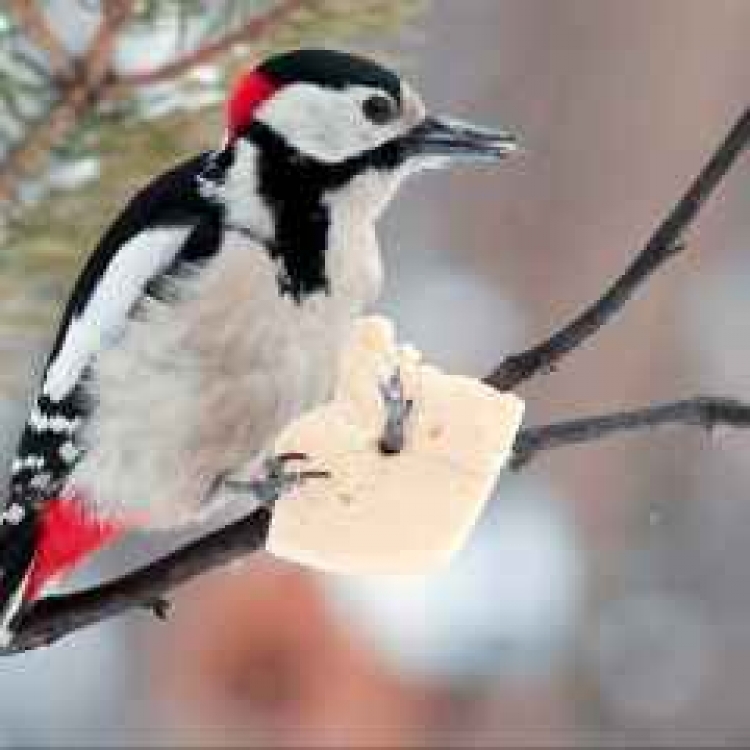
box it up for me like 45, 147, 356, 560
12, 156, 219, 492
0, 48, 517, 639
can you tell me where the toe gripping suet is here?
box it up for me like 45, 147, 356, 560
222, 452, 330, 508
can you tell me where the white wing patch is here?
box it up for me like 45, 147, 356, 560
43, 227, 192, 402
28, 408, 80, 433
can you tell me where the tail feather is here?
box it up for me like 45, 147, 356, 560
0, 502, 38, 640
0, 495, 125, 644
26, 495, 123, 602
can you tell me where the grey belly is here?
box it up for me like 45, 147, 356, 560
67, 305, 345, 527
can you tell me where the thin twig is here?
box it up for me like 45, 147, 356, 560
485, 106, 750, 392
0, 0, 135, 203
0, 0, 312, 203
511, 396, 750, 470
6, 0, 72, 78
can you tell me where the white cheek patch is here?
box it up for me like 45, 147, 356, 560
256, 83, 405, 164
43, 227, 191, 402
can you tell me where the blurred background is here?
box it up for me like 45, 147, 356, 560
0, 0, 749, 745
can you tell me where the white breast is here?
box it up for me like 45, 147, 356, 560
68, 221, 382, 527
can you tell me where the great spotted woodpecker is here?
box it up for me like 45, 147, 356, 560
0, 49, 517, 640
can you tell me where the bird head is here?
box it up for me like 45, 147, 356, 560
209, 48, 518, 222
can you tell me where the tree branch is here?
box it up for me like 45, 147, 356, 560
9, 394, 750, 654
0, 0, 315, 204
6, 0, 73, 78
2, 506, 272, 655
1, 107, 749, 655
510, 396, 750, 470
485, 106, 750, 392
0, 0, 135, 203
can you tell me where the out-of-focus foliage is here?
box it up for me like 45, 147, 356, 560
1, 111, 215, 329
0, 0, 424, 351
0, 13, 52, 156
0, 0, 422, 157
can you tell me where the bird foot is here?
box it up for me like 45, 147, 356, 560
223, 452, 330, 508
379, 367, 414, 455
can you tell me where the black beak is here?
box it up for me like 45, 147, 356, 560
402, 116, 519, 162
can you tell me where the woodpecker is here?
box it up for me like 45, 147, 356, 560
0, 48, 517, 639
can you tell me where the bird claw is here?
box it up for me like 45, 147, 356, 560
223, 452, 330, 507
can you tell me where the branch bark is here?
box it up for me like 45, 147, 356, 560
1, 107, 749, 655
0, 0, 135, 203
6, 0, 72, 78
2, 506, 272, 655
485, 106, 750, 392
511, 396, 750, 470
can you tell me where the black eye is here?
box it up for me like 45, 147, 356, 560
362, 94, 398, 125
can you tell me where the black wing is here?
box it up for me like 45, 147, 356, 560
8, 152, 225, 504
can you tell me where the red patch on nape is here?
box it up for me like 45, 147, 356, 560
25, 495, 126, 602
227, 70, 278, 139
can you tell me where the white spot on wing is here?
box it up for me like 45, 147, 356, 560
29, 408, 80, 434
12, 455, 45, 473
43, 227, 192, 401
0, 503, 25, 525
30, 472, 52, 489
59, 440, 80, 464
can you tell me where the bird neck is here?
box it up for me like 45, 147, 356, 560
206, 129, 385, 304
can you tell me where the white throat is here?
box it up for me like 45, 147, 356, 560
199, 139, 274, 238
202, 137, 392, 307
